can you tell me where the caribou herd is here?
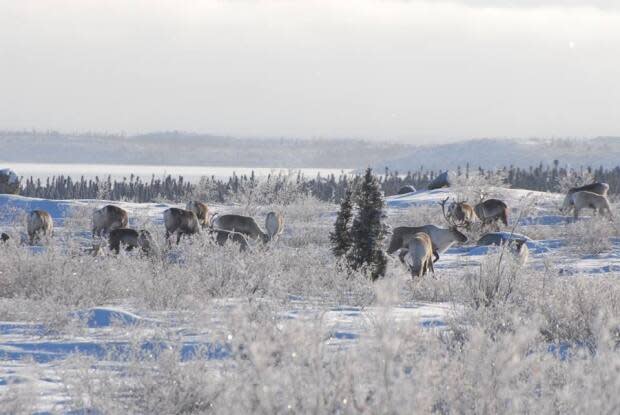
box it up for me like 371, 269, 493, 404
1, 182, 614, 280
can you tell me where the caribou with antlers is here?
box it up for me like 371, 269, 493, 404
445, 198, 477, 229
387, 198, 468, 263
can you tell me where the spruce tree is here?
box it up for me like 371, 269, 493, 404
330, 189, 353, 257
347, 168, 388, 281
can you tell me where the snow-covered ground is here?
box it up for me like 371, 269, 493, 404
1, 187, 619, 412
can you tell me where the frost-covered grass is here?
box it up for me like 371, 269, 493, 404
1, 187, 620, 413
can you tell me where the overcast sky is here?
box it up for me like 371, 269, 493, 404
1, 0, 618, 143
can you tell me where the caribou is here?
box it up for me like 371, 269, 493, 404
186, 201, 209, 228
108, 228, 154, 254
477, 232, 530, 264
446, 198, 476, 229
265, 211, 285, 241
27, 210, 53, 245
387, 199, 468, 262
474, 198, 508, 230
92, 205, 128, 237
402, 232, 435, 278
561, 182, 610, 216
211, 214, 270, 244
1, 232, 9, 243
163, 208, 200, 244
213, 230, 250, 251
563, 191, 613, 220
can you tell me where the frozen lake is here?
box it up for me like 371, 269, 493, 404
0, 162, 353, 183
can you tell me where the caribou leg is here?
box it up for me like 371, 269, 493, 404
398, 249, 408, 264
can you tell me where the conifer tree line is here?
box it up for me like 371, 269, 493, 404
13, 161, 620, 203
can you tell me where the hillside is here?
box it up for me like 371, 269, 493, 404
380, 137, 620, 171
0, 131, 410, 169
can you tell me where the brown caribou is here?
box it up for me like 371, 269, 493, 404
445, 198, 477, 229
92, 205, 128, 237
213, 230, 250, 251
186, 201, 209, 228
402, 232, 435, 278
265, 211, 285, 241
27, 210, 53, 244
108, 228, 154, 254
211, 214, 269, 244
163, 208, 200, 245
474, 198, 508, 230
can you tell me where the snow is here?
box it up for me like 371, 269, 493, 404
1, 188, 619, 411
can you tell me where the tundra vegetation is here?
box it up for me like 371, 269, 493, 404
0, 172, 619, 414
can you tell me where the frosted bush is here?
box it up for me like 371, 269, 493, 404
60, 292, 620, 414
564, 217, 614, 255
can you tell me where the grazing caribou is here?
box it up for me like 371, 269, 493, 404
565, 191, 613, 220
388, 225, 467, 263
1, 232, 9, 243
477, 232, 530, 264
214, 230, 249, 251
186, 201, 209, 228
211, 214, 269, 243
474, 198, 508, 230
561, 183, 610, 216
402, 232, 435, 278
265, 212, 285, 241
108, 228, 154, 254
27, 210, 53, 245
388, 198, 468, 263
163, 208, 200, 245
568, 182, 609, 197
92, 205, 128, 237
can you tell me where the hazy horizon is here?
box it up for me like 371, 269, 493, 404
1, 1, 619, 143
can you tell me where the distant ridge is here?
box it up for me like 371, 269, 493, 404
0, 131, 409, 169
1, 131, 618, 170
379, 137, 620, 171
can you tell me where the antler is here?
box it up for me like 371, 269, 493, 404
439, 196, 468, 229
439, 197, 457, 227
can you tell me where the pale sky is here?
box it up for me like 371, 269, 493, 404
1, 0, 619, 143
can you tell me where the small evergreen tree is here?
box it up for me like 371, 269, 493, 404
347, 168, 388, 281
330, 190, 354, 257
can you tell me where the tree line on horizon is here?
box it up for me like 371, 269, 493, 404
14, 161, 620, 203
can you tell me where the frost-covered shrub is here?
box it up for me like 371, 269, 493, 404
564, 217, 614, 255
463, 250, 523, 310
538, 277, 620, 350
61, 294, 620, 415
